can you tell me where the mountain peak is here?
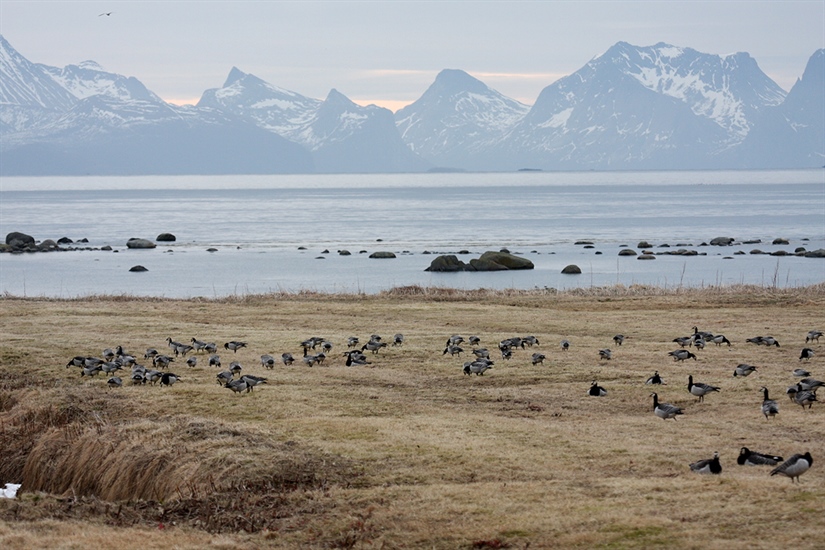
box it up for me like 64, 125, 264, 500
432, 69, 489, 94
324, 88, 356, 107
223, 66, 247, 88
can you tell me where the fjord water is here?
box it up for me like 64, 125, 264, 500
0, 170, 823, 297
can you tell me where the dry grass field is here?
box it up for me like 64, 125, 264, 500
0, 284, 823, 549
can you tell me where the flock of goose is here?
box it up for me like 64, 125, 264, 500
64, 326, 821, 481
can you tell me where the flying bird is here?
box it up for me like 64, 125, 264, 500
99, 12, 113, 17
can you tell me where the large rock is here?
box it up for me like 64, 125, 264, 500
5, 231, 34, 247
804, 249, 825, 258
425, 255, 467, 272
710, 237, 735, 246
369, 251, 396, 259
126, 238, 156, 249
618, 249, 638, 256
561, 264, 582, 274
475, 251, 534, 270
156, 233, 176, 242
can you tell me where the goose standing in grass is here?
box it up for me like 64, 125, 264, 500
669, 349, 697, 362
393, 334, 405, 346
225, 378, 249, 394
224, 341, 247, 353
472, 348, 490, 359
229, 361, 243, 377
692, 326, 714, 341
522, 335, 540, 347
463, 362, 492, 376
186, 356, 197, 368
153, 354, 174, 370
793, 384, 818, 409
589, 381, 607, 397
710, 335, 732, 347
799, 348, 815, 361
738, 447, 783, 466
66, 356, 85, 369
468, 336, 481, 346
690, 452, 722, 474
798, 377, 825, 391
241, 374, 267, 391
760, 386, 779, 419
672, 336, 692, 348
144, 348, 158, 360
805, 330, 822, 343
598, 349, 612, 361
793, 368, 811, 378
363, 340, 387, 354
347, 337, 360, 349
101, 361, 123, 377
770, 452, 813, 482
208, 354, 221, 368
102, 348, 116, 362
281, 352, 294, 366
345, 353, 371, 367
650, 392, 683, 420
687, 375, 720, 403
322, 341, 334, 354
260, 354, 275, 369
560, 339, 570, 351
160, 373, 181, 387
443, 345, 464, 357
302, 354, 320, 367
693, 338, 706, 351
733, 364, 758, 377
646, 371, 665, 385
447, 335, 464, 347
107, 376, 122, 389
204, 342, 218, 354
612, 335, 626, 346
144, 370, 163, 385
191, 338, 209, 353
531, 353, 546, 365
81, 365, 103, 377
216, 371, 233, 385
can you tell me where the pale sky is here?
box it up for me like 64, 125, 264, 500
1, 1, 823, 111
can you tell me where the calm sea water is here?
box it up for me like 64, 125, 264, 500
1, 170, 823, 297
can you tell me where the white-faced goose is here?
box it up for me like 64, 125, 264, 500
599, 349, 612, 361
347, 337, 360, 348
669, 349, 697, 362
208, 354, 221, 368
690, 452, 722, 474
260, 354, 275, 369
650, 392, 683, 420
225, 378, 249, 394
224, 341, 247, 353
107, 376, 123, 389
560, 339, 570, 351
229, 361, 242, 377
522, 335, 540, 347
468, 336, 481, 346
687, 375, 720, 402
160, 373, 181, 387
733, 364, 758, 377
191, 338, 209, 352
805, 330, 822, 343
672, 336, 692, 348
760, 386, 779, 419
737, 447, 782, 466
770, 452, 813, 482
443, 345, 463, 356
463, 362, 492, 376
393, 334, 405, 346
531, 353, 546, 365
589, 381, 607, 397
281, 352, 294, 366
241, 374, 267, 391
799, 348, 815, 361
793, 384, 817, 409
645, 371, 665, 385
186, 356, 197, 368
793, 368, 811, 377
710, 335, 731, 347
612, 335, 626, 346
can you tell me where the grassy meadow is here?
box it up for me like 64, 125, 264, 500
0, 284, 823, 549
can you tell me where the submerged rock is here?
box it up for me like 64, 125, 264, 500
369, 251, 396, 259
561, 264, 582, 274
129, 265, 148, 272
156, 233, 176, 242
710, 237, 735, 246
126, 238, 156, 249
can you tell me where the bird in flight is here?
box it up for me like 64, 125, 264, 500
99, 12, 113, 17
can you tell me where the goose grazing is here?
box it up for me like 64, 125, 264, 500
733, 364, 758, 377
101, 361, 123, 377
204, 342, 218, 354
761, 336, 780, 347
345, 353, 371, 367
240, 374, 267, 391
472, 348, 490, 359
314, 352, 327, 365
229, 361, 242, 377
322, 341, 333, 353
738, 447, 783, 466
302, 354, 319, 367
805, 330, 822, 343
799, 377, 825, 390
651, 392, 683, 420
260, 354, 275, 369
131, 373, 146, 385
81, 365, 103, 377
393, 334, 405, 346
531, 353, 546, 365
463, 362, 492, 376
690, 452, 722, 474
692, 326, 714, 340
793, 368, 811, 378
799, 348, 815, 361
347, 337, 360, 348
672, 336, 692, 348
687, 375, 720, 403
589, 381, 607, 397
770, 452, 813, 482
66, 355, 85, 368
710, 335, 732, 347
693, 338, 706, 350
190, 338, 208, 353
560, 339, 570, 351
760, 386, 779, 419
224, 341, 247, 353
102, 348, 116, 362
612, 334, 626, 346
225, 378, 249, 394
186, 356, 197, 368
645, 371, 665, 385
153, 354, 174, 370
500, 348, 513, 360
216, 370, 234, 385
468, 336, 481, 346
669, 349, 697, 362
160, 373, 181, 387
598, 349, 612, 361
793, 384, 817, 409
144, 348, 158, 360
362, 340, 387, 354
208, 354, 221, 368
281, 352, 294, 366
107, 376, 123, 389
144, 369, 163, 385
443, 345, 464, 357
522, 335, 540, 347
447, 335, 464, 346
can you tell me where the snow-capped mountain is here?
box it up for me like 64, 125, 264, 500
0, 35, 312, 175
197, 67, 321, 141
733, 49, 825, 168
497, 41, 790, 170
301, 89, 428, 173
394, 69, 529, 169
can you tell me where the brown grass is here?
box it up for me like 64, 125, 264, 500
0, 285, 824, 548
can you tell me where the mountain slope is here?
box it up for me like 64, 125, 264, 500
395, 69, 529, 169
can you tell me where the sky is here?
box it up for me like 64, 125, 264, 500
1, 1, 823, 111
